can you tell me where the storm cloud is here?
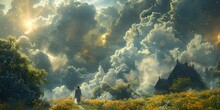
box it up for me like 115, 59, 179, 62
81, 0, 220, 98
0, 0, 220, 98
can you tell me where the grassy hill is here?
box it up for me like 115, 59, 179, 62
49, 88, 220, 110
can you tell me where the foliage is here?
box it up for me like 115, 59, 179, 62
81, 88, 220, 110
46, 89, 220, 110
208, 94, 220, 109
0, 37, 46, 105
82, 98, 145, 110
92, 86, 104, 98
50, 97, 80, 110
83, 99, 104, 110
99, 82, 133, 100
0, 99, 49, 110
111, 83, 132, 100
169, 77, 192, 92
145, 89, 220, 110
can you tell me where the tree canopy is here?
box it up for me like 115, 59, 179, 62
0, 37, 46, 105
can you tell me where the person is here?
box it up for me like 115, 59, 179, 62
75, 86, 82, 104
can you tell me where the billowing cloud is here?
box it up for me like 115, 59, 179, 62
46, 2, 100, 71
81, 66, 106, 98
16, 35, 32, 50
1, 0, 220, 99
107, 0, 172, 46
170, 0, 220, 44
60, 66, 87, 90
46, 52, 67, 72
179, 35, 218, 73
81, 0, 220, 98
16, 36, 53, 72
43, 85, 73, 99
31, 50, 52, 72
76, 0, 126, 9
5, 0, 52, 35
0, 4, 13, 38
136, 57, 161, 93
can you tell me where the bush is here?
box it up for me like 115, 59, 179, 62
169, 77, 192, 92
208, 94, 220, 109
50, 97, 80, 110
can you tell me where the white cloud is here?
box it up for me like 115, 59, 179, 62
43, 85, 72, 99
180, 35, 218, 72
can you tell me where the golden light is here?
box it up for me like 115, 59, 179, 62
25, 19, 33, 28
101, 35, 107, 45
11, 0, 50, 35
212, 33, 220, 49
217, 33, 220, 43
24, 20, 32, 34
97, 33, 109, 46
23, 19, 36, 34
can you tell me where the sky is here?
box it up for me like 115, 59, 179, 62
0, 0, 220, 98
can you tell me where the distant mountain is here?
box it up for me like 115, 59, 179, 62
155, 60, 207, 94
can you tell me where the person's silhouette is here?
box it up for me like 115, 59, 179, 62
75, 86, 82, 104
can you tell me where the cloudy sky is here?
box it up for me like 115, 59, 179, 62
0, 0, 220, 97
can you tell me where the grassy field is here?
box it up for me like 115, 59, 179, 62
49, 88, 220, 110
1, 89, 219, 110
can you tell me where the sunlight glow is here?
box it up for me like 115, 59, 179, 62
217, 33, 220, 43
17, 0, 51, 35
44, 50, 67, 72
97, 33, 109, 46
24, 19, 35, 34
26, 20, 33, 28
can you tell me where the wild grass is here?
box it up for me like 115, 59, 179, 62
49, 97, 80, 110
81, 88, 220, 110
1, 89, 219, 110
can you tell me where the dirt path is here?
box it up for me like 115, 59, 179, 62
78, 105, 85, 110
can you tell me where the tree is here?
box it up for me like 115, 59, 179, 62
92, 86, 103, 98
112, 83, 132, 99
169, 77, 192, 93
0, 37, 46, 105
100, 82, 132, 100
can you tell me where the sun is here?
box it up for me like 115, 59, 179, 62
26, 20, 33, 28
23, 19, 35, 34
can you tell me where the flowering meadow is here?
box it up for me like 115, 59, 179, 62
80, 89, 220, 110
2, 89, 218, 110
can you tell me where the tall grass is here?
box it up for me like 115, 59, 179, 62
81, 89, 220, 110
49, 97, 81, 110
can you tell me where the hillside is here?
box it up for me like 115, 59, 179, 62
49, 89, 220, 110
